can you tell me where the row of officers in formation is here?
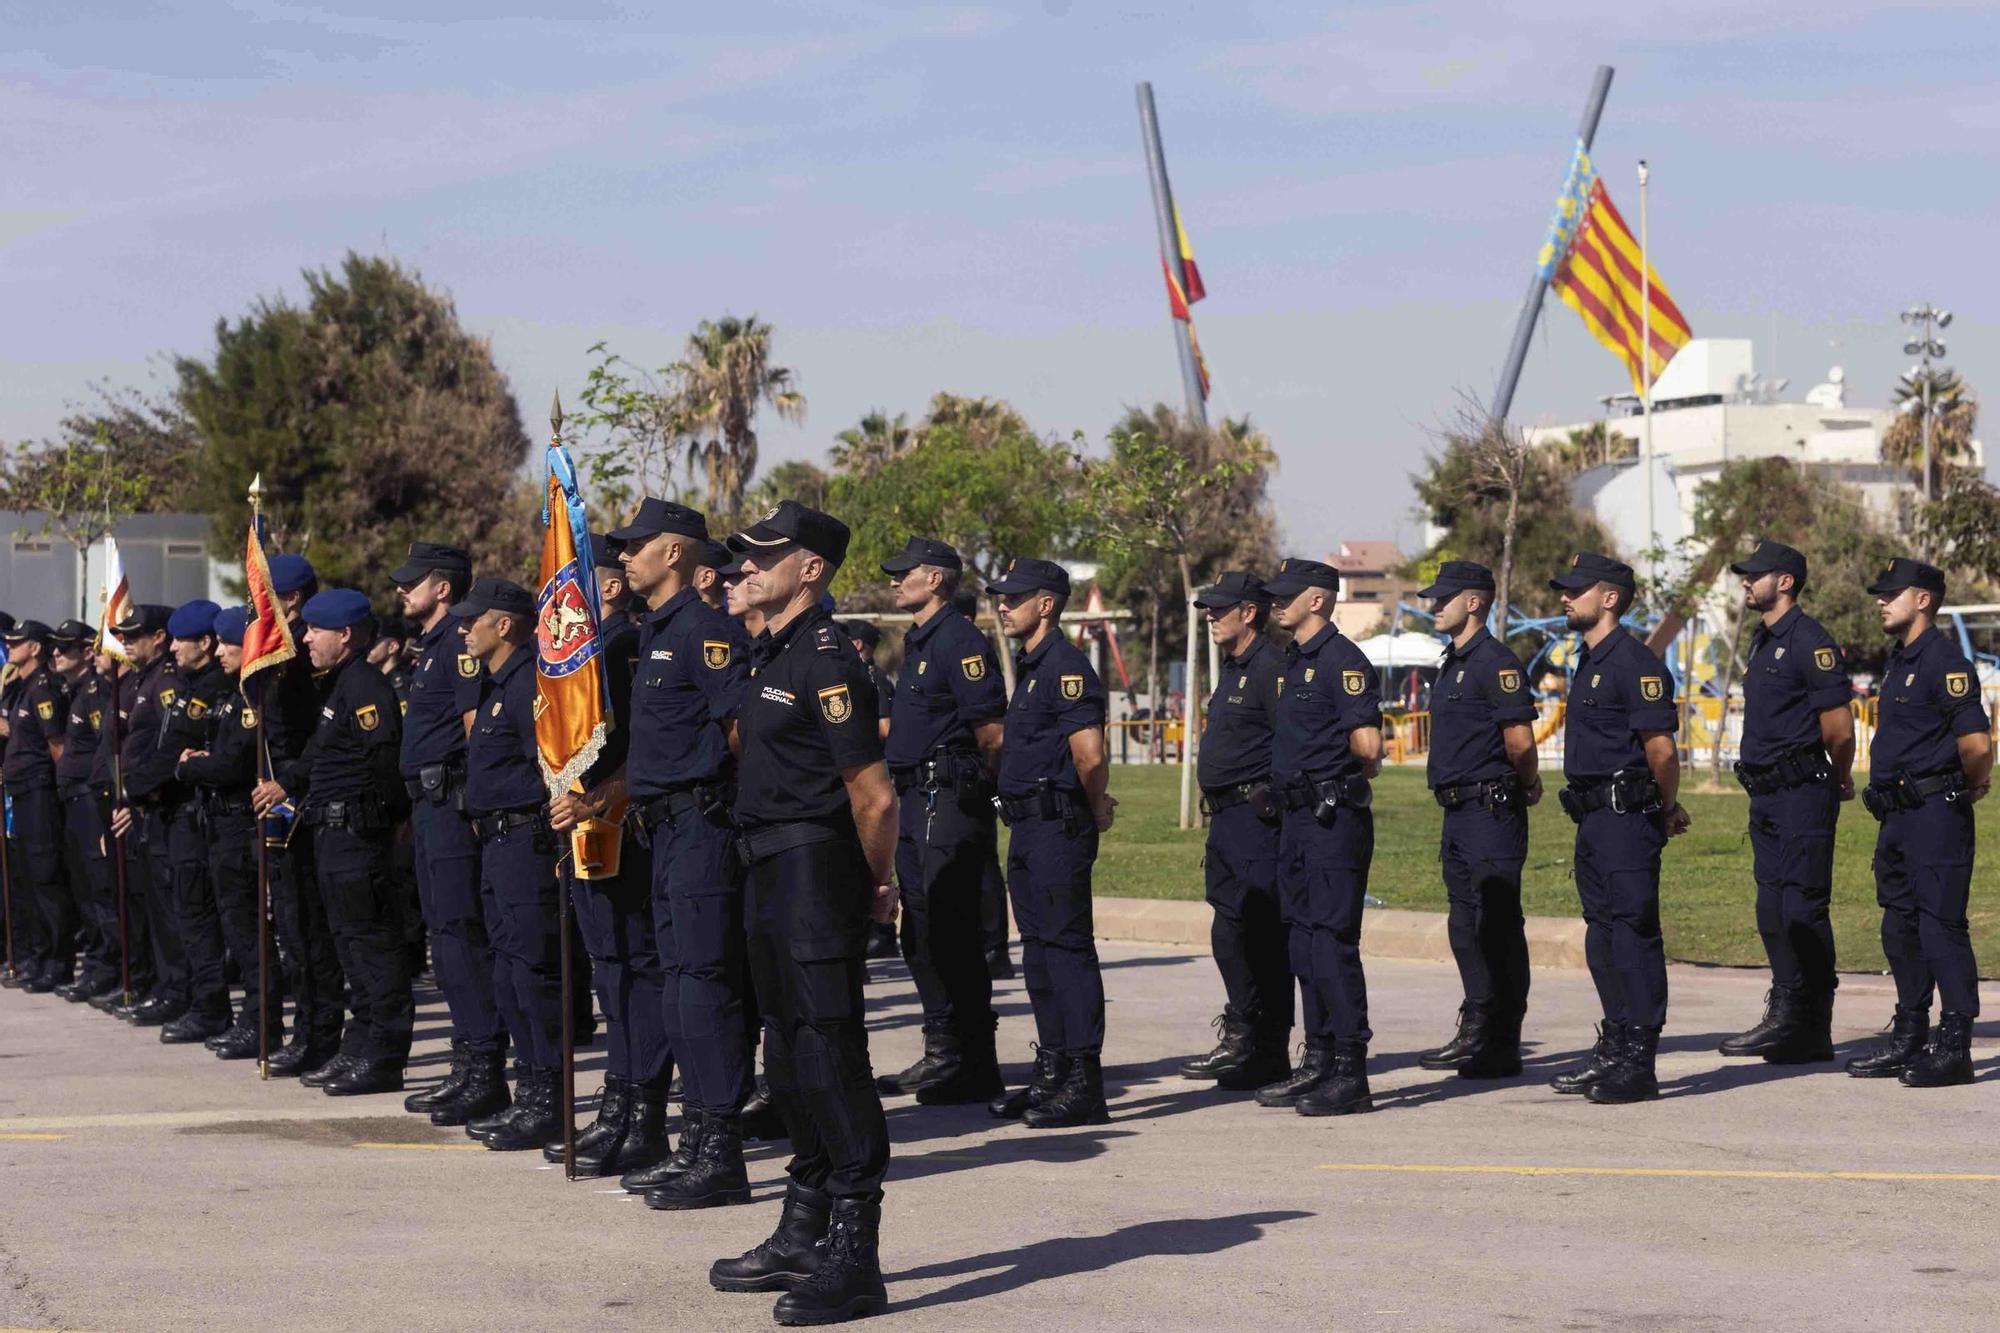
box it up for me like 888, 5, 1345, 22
0, 505, 1987, 1326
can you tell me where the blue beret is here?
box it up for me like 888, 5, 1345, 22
213, 606, 250, 646
301, 588, 375, 631
167, 599, 221, 639
267, 554, 317, 595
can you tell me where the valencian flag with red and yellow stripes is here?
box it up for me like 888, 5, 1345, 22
533, 432, 610, 801
1536, 140, 1692, 394
240, 513, 297, 686
1161, 204, 1212, 399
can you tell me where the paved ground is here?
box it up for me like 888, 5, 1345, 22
0, 946, 1996, 1332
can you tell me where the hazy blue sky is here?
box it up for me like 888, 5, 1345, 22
5, 1, 1997, 551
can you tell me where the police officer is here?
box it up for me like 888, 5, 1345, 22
107, 605, 189, 1026
451, 577, 562, 1148
986, 558, 1114, 1130
86, 607, 162, 1014
847, 619, 900, 965
3, 620, 73, 990
51, 622, 120, 1003
258, 588, 412, 1096
1178, 571, 1292, 1092
956, 587, 1014, 982
602, 500, 748, 1200
175, 606, 282, 1060
1546, 552, 1688, 1105
874, 537, 1008, 1105
390, 543, 507, 1124
707, 501, 895, 1325
1718, 540, 1854, 1065
1258, 559, 1384, 1118
1846, 558, 1990, 1087
1416, 561, 1542, 1079
695, 539, 732, 611
146, 599, 234, 1045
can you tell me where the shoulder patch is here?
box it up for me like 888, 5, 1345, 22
399, 700, 408, 715
240, 707, 257, 729
1813, 646, 1836, 672
1342, 670, 1366, 696
1945, 671, 1971, 698
961, 655, 986, 681
35, 700, 52, 722
159, 688, 177, 708
1497, 668, 1523, 694
817, 683, 853, 723
89, 709, 103, 730
457, 653, 478, 679
1639, 676, 1665, 702
703, 640, 730, 670
1060, 674, 1084, 701
186, 698, 208, 720
356, 702, 381, 732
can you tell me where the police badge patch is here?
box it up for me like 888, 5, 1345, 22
187, 699, 208, 720
1498, 669, 1522, 693
458, 654, 478, 679
1342, 670, 1366, 696
35, 700, 52, 722
89, 710, 102, 730
1814, 647, 1836, 672
356, 703, 381, 731
240, 707, 256, 729
1946, 671, 1971, 698
160, 689, 177, 708
703, 640, 730, 670
818, 684, 853, 723
961, 655, 986, 681
1640, 676, 1665, 702
1060, 674, 1084, 701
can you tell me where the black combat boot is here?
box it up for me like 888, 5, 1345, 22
576, 1081, 668, 1177
545, 1073, 631, 1164
265, 1037, 336, 1078
710, 1180, 832, 1294
623, 1108, 700, 1193
1899, 1011, 1975, 1088
212, 1022, 275, 1061
742, 1077, 788, 1142
1295, 1040, 1374, 1116
916, 1022, 1005, 1105
483, 1067, 560, 1151
1216, 1031, 1292, 1092
647, 1112, 752, 1209
1179, 1008, 1255, 1078
406, 1040, 470, 1113
1024, 1053, 1108, 1129
301, 1053, 363, 1088
1550, 1021, 1625, 1094
772, 1197, 888, 1325
464, 1060, 532, 1138
324, 1058, 406, 1097
1718, 988, 1792, 1056
1585, 1025, 1661, 1104
874, 1024, 952, 1096
986, 945, 1014, 981
989, 1046, 1067, 1120
1457, 1011, 1524, 1079
434, 1052, 512, 1127
1761, 990, 1834, 1065
1846, 1008, 1928, 1078
160, 1011, 230, 1045
1419, 1003, 1488, 1071
128, 995, 187, 1028
1253, 1044, 1329, 1108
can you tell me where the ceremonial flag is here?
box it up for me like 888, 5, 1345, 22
1173, 205, 1206, 304
1160, 208, 1211, 401
534, 435, 610, 799
97, 535, 135, 663
1535, 140, 1692, 394
240, 513, 296, 686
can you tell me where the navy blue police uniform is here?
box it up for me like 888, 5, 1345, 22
1421, 562, 1539, 1072
276, 589, 414, 1090
53, 626, 120, 999
878, 536, 1008, 1102
86, 609, 162, 1009
113, 609, 191, 1021
1264, 558, 1382, 1115
3, 623, 72, 986
1181, 571, 1293, 1089
153, 600, 234, 1037
1858, 559, 1984, 1079
1549, 552, 1679, 1101
1725, 540, 1852, 1060
391, 543, 504, 1070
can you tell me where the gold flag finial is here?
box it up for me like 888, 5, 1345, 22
248, 472, 264, 516
550, 390, 563, 439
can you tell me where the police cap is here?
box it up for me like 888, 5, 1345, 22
727, 500, 851, 567
301, 588, 375, 632
697, 539, 732, 570
448, 576, 536, 622
1417, 559, 1497, 601
1865, 557, 1947, 599
1728, 540, 1808, 583
1261, 558, 1341, 599
213, 606, 250, 647
986, 558, 1071, 599
1548, 551, 1636, 594
608, 498, 709, 547
1193, 570, 1270, 610
50, 619, 95, 646
3, 619, 52, 645
113, 604, 172, 638
167, 599, 221, 640
881, 536, 963, 575
388, 541, 472, 586
843, 618, 882, 650
267, 554, 317, 596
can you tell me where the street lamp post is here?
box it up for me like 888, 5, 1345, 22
1899, 305, 1953, 530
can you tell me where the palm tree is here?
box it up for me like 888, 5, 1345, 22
673, 315, 805, 521
830, 410, 915, 478
1546, 421, 1634, 477
920, 393, 1029, 450
1882, 368, 1978, 495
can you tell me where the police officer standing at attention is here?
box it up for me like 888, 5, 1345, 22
847, 618, 900, 964
256, 588, 412, 1096
875, 537, 1008, 1105
3, 620, 72, 991
1258, 559, 1384, 1118
389, 542, 505, 1124
1179, 572, 1292, 1093
707, 501, 896, 1325
986, 558, 1115, 1130
1846, 558, 1990, 1087
1718, 540, 1854, 1066
52, 622, 120, 1004
86, 606, 164, 1015
1416, 562, 1542, 1080
107, 605, 188, 1025
1546, 552, 1688, 1105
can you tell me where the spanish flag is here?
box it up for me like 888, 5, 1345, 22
1535, 140, 1692, 394
96, 534, 136, 664
1160, 206, 1212, 400
534, 439, 610, 799
1174, 205, 1205, 304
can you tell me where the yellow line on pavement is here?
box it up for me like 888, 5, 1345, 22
1318, 1163, 2000, 1182
0, 1133, 64, 1141
352, 1141, 486, 1152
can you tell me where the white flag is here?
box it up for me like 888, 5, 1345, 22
97, 535, 134, 663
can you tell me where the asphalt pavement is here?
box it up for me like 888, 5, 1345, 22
0, 944, 1995, 1332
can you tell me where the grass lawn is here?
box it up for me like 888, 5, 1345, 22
1083, 765, 2000, 972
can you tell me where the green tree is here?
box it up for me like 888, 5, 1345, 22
745, 458, 832, 516
1916, 471, 2000, 591
1882, 368, 1978, 496
174, 252, 538, 594
677, 315, 805, 524
570, 340, 695, 523
829, 410, 915, 479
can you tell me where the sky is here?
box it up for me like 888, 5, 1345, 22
4, 0, 1999, 555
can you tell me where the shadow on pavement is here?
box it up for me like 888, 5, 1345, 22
883, 1209, 1313, 1311
887, 1128, 1137, 1185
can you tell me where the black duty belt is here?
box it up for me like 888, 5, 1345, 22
996, 779, 1086, 827
1199, 781, 1279, 820
1558, 771, 1661, 823
1862, 768, 1966, 821
1734, 743, 1832, 796
1434, 778, 1523, 812
201, 791, 255, 817
302, 798, 390, 832
631, 781, 732, 832
468, 809, 547, 843
891, 750, 986, 795
736, 819, 844, 866
1274, 775, 1373, 813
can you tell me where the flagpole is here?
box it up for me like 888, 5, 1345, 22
108, 661, 130, 1005
548, 392, 578, 1183
249, 473, 272, 1080
1136, 82, 1208, 428
1491, 65, 1615, 423
1639, 159, 1655, 570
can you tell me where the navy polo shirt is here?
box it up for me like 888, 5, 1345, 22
1562, 625, 1679, 780
734, 604, 882, 826
885, 607, 1005, 767
400, 614, 482, 776
1271, 624, 1380, 784
628, 588, 748, 797
998, 631, 1105, 798
464, 646, 546, 814
1739, 606, 1853, 767
1197, 635, 1281, 790
1428, 627, 1537, 788
1870, 626, 1988, 780
1, 669, 68, 790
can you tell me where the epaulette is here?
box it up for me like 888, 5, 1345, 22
814, 624, 842, 653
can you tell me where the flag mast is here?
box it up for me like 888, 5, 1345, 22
1490, 65, 1615, 423
1638, 160, 1656, 568
1136, 82, 1208, 428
